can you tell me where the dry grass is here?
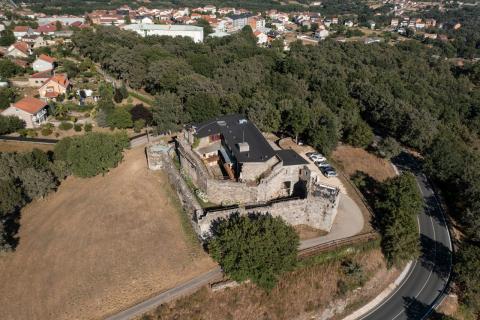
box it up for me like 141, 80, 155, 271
0, 146, 215, 320
0, 141, 54, 153
143, 245, 399, 320
294, 224, 328, 240
332, 145, 396, 182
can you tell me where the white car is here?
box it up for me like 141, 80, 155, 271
309, 154, 326, 162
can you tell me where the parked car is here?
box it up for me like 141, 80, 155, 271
316, 161, 330, 168
325, 170, 338, 178
309, 153, 326, 162
320, 166, 337, 178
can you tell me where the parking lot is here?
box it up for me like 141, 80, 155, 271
278, 138, 347, 194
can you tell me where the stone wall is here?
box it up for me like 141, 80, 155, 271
197, 183, 340, 238
147, 144, 202, 235
176, 137, 310, 205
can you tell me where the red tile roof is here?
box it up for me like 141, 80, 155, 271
49, 73, 69, 87
14, 26, 30, 32
38, 54, 56, 63
36, 23, 57, 33
13, 42, 30, 54
30, 70, 52, 79
13, 97, 47, 114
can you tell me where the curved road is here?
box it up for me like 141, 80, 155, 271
358, 152, 453, 320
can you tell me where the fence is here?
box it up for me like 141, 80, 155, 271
298, 231, 379, 258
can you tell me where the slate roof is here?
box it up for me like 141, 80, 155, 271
192, 114, 306, 166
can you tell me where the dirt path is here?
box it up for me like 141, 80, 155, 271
0, 146, 215, 320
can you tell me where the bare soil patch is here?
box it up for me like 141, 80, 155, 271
332, 145, 396, 182
142, 245, 398, 320
0, 146, 215, 320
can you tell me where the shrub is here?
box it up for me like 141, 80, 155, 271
84, 123, 93, 132
377, 137, 402, 159
74, 123, 83, 132
133, 119, 145, 133
59, 122, 73, 131
41, 128, 53, 136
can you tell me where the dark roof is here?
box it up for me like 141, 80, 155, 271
193, 114, 276, 163
275, 149, 309, 166
230, 13, 253, 20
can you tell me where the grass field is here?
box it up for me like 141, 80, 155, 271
332, 145, 397, 182
0, 146, 215, 320
0, 141, 54, 153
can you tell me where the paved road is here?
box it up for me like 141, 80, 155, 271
105, 267, 223, 320
358, 152, 453, 320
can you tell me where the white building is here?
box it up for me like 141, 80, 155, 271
123, 24, 204, 43
254, 31, 268, 45
315, 29, 330, 40
37, 16, 85, 26
32, 54, 56, 72
1, 97, 48, 128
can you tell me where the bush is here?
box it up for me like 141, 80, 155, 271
133, 119, 145, 133
84, 123, 93, 132
41, 128, 53, 136
74, 123, 83, 132
208, 214, 299, 290
59, 122, 73, 131
0, 115, 25, 135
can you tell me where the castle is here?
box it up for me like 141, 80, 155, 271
148, 114, 340, 239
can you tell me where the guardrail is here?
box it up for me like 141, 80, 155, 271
298, 231, 379, 258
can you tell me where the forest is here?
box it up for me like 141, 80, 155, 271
71, 25, 480, 313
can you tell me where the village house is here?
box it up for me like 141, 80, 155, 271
32, 54, 56, 72
38, 73, 70, 100
28, 70, 52, 87
6, 42, 31, 59
1, 97, 48, 128
13, 26, 32, 39
254, 31, 268, 45
21, 34, 47, 49
35, 23, 58, 35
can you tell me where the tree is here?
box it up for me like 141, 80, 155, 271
344, 119, 374, 148
284, 102, 310, 143
152, 92, 183, 134
375, 173, 423, 267
61, 60, 79, 78
18, 168, 57, 200
0, 30, 15, 46
195, 18, 213, 35
55, 132, 129, 178
311, 23, 319, 32
0, 179, 23, 217
113, 88, 124, 103
208, 214, 299, 290
0, 115, 25, 135
306, 103, 339, 156
55, 20, 63, 31
185, 92, 221, 123
0, 88, 18, 110
0, 59, 22, 79
377, 136, 401, 159
107, 108, 133, 129
124, 15, 131, 25
455, 242, 480, 312
0, 220, 12, 252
